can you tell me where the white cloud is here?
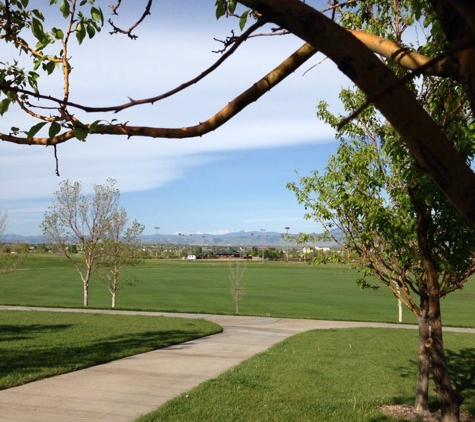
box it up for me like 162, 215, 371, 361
0, 0, 347, 235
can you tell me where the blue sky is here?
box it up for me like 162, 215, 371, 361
0, 0, 349, 236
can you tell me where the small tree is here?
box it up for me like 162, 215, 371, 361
0, 210, 6, 238
229, 260, 247, 314
41, 179, 120, 307
97, 209, 144, 308
0, 210, 25, 274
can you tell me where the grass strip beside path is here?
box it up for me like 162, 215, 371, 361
136, 328, 475, 422
0, 310, 222, 390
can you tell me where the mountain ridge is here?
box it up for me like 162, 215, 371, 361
3, 229, 340, 247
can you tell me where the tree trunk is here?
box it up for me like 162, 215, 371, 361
397, 285, 403, 322
112, 278, 118, 308
415, 311, 430, 416
410, 190, 464, 421
83, 281, 89, 307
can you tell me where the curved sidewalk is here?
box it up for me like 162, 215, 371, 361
0, 306, 469, 422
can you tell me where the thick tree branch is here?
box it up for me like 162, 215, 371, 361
237, 0, 475, 226
348, 30, 449, 76
1, 42, 317, 145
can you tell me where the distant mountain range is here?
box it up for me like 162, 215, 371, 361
3, 230, 340, 248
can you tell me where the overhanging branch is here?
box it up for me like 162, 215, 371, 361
1, 42, 317, 145
237, 0, 475, 226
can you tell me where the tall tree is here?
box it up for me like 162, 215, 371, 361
288, 78, 475, 420
97, 209, 144, 308
0, 1, 475, 224
41, 178, 120, 307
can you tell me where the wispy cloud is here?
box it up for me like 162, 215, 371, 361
0, 1, 345, 235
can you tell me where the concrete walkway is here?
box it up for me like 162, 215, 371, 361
0, 306, 472, 422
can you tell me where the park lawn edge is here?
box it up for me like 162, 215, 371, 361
0, 310, 222, 390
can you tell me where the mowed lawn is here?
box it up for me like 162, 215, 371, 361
1, 254, 474, 327
135, 328, 475, 422
0, 310, 221, 390
1, 255, 474, 421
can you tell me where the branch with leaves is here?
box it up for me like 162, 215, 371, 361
2, 0, 475, 229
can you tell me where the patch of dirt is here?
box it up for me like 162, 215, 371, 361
380, 405, 475, 421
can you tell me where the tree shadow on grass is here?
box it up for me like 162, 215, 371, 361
0, 324, 209, 389
446, 348, 475, 415
388, 347, 475, 417
0, 323, 74, 341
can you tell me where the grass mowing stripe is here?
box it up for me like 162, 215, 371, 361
135, 328, 475, 422
2, 255, 475, 326
0, 310, 221, 390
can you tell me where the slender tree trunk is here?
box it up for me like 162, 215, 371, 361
83, 281, 89, 307
112, 278, 118, 308
83, 265, 93, 308
415, 310, 430, 416
397, 285, 403, 322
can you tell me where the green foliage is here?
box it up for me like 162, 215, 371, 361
291, 84, 475, 309
215, 0, 249, 29
0, 0, 105, 139
289, 2, 475, 316
97, 215, 145, 307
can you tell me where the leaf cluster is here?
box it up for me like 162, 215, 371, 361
0, 0, 104, 140
289, 80, 475, 314
215, 0, 250, 30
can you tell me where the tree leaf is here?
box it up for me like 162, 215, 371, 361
31, 9, 45, 20
76, 22, 86, 44
27, 121, 48, 138
74, 126, 88, 141
31, 18, 46, 42
52, 27, 64, 39
91, 6, 104, 25
49, 122, 61, 139
44, 61, 56, 75
239, 10, 249, 30
0, 98, 10, 116
228, 0, 237, 14
215, 0, 226, 19
59, 0, 70, 18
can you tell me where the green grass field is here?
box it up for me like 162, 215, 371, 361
1, 254, 475, 420
1, 254, 474, 327
136, 328, 475, 422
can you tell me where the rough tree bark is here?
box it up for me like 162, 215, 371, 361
415, 194, 464, 421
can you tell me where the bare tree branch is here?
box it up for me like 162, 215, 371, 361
108, 0, 153, 39
0, 20, 265, 114
0, 42, 317, 145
